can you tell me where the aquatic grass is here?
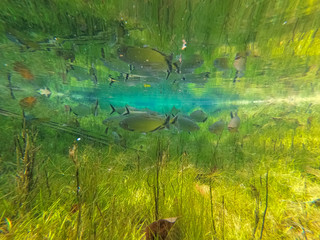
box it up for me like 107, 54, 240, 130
1, 102, 320, 239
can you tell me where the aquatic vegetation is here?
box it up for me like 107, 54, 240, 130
1, 0, 320, 239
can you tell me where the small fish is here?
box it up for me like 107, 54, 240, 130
119, 113, 170, 132
209, 120, 225, 135
228, 112, 240, 132
173, 115, 200, 132
190, 110, 208, 122
144, 84, 151, 88
19, 96, 37, 109
233, 52, 247, 83
13, 62, 34, 81
38, 87, 51, 97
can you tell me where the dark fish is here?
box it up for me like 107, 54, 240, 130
209, 120, 225, 135
190, 110, 208, 122
118, 46, 172, 79
173, 115, 200, 132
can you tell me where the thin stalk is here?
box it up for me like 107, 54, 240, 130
260, 171, 269, 240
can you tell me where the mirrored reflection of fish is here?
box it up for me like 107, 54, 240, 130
13, 62, 34, 81
228, 111, 240, 132
119, 113, 170, 133
118, 46, 172, 79
209, 119, 225, 135
89, 63, 98, 84
19, 96, 37, 109
214, 57, 229, 71
172, 115, 200, 132
67, 65, 91, 81
189, 110, 208, 122
233, 52, 247, 83
71, 104, 92, 117
173, 54, 204, 74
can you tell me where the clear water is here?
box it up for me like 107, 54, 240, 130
1, 0, 320, 239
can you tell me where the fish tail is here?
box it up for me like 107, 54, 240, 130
110, 104, 116, 115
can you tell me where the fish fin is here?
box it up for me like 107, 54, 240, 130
105, 127, 109, 134
166, 69, 171, 80
124, 107, 130, 115
110, 104, 116, 115
171, 115, 178, 124
230, 111, 233, 119
202, 117, 208, 122
164, 115, 171, 129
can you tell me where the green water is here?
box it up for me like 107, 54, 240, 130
1, 1, 320, 239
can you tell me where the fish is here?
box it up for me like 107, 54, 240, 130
103, 114, 128, 127
13, 62, 34, 81
189, 110, 208, 122
233, 52, 247, 83
118, 46, 172, 79
209, 120, 225, 135
67, 65, 91, 81
119, 113, 170, 132
172, 115, 200, 132
144, 84, 151, 88
71, 104, 92, 117
214, 57, 229, 71
38, 87, 51, 97
228, 112, 240, 132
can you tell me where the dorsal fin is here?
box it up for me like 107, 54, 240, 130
230, 111, 234, 119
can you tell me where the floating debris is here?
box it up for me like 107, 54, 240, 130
19, 96, 37, 109
13, 62, 34, 80
38, 87, 51, 97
